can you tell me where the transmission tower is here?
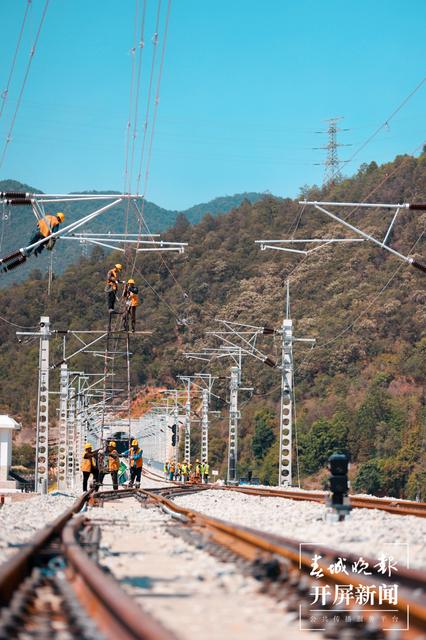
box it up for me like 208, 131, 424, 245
313, 116, 351, 187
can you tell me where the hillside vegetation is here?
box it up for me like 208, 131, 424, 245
0, 152, 425, 498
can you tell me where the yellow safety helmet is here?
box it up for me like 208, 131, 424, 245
56, 212, 65, 222
127, 278, 135, 285
131, 439, 138, 446
109, 440, 116, 447
115, 263, 123, 270
84, 442, 92, 449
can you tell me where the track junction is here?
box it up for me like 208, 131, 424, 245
0, 470, 425, 640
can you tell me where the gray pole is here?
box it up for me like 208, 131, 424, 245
67, 387, 76, 490
184, 380, 191, 464
57, 363, 68, 490
174, 391, 179, 465
35, 316, 50, 494
279, 312, 293, 487
227, 365, 240, 483
201, 388, 209, 464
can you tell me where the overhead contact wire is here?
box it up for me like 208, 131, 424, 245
135, 0, 162, 196
0, 0, 32, 122
326, 77, 426, 185
123, 0, 140, 240
0, 0, 50, 170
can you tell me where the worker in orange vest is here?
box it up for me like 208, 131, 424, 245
122, 439, 143, 488
81, 442, 99, 491
107, 440, 120, 490
105, 263, 123, 312
27, 212, 65, 256
123, 278, 140, 332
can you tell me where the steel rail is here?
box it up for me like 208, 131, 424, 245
0, 490, 177, 640
0, 491, 89, 607
216, 485, 426, 518
137, 487, 426, 635
63, 515, 176, 640
142, 467, 426, 517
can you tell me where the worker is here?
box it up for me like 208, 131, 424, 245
27, 212, 65, 256
203, 460, 210, 484
195, 459, 201, 482
163, 461, 169, 478
81, 443, 99, 491
187, 461, 193, 482
181, 461, 187, 484
123, 278, 140, 332
105, 263, 123, 312
169, 461, 175, 481
107, 440, 120, 490
122, 439, 143, 488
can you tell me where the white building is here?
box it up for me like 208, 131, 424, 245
0, 415, 21, 492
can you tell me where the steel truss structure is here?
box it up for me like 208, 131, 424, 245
178, 374, 217, 465
298, 200, 426, 272
0, 192, 187, 273
185, 336, 254, 484
17, 317, 152, 492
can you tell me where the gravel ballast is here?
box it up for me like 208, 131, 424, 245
87, 496, 315, 640
0, 492, 76, 565
173, 490, 426, 569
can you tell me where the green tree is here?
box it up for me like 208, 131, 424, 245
349, 374, 394, 462
300, 413, 349, 474
251, 409, 276, 460
354, 460, 385, 494
12, 443, 35, 468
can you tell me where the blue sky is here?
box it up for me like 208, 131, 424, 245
0, 0, 424, 210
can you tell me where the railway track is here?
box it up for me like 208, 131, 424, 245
92, 483, 426, 638
0, 490, 176, 640
142, 467, 426, 518
1, 478, 424, 639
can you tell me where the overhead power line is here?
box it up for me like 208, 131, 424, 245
0, 0, 32, 122
0, 0, 50, 171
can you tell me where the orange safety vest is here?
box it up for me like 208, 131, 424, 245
129, 291, 139, 307
38, 215, 60, 238
106, 268, 119, 291
81, 456, 92, 472
130, 448, 143, 468
108, 450, 120, 471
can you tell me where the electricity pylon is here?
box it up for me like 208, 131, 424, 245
313, 116, 351, 187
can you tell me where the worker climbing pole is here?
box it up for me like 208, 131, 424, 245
100, 262, 151, 488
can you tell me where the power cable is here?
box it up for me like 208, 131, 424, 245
139, 0, 172, 198
123, 0, 147, 245
132, 262, 183, 323
135, 0, 162, 196
291, 225, 425, 380
0, 0, 50, 170
0, 0, 32, 121
338, 77, 426, 177
127, 0, 148, 195
123, 0, 141, 196
0, 312, 39, 330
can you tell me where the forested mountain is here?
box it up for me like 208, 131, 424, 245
0, 179, 264, 285
0, 152, 425, 498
